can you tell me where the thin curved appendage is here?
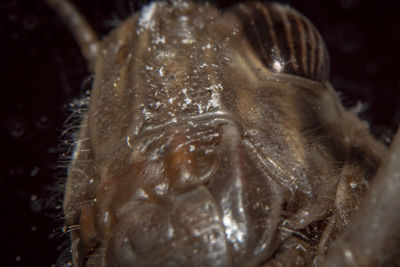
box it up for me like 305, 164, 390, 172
321, 128, 400, 266
46, 0, 99, 71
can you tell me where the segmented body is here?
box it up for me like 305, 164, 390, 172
47, 0, 396, 266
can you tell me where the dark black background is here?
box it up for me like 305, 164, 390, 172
2, 0, 399, 266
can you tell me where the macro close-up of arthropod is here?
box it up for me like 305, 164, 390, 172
2, 0, 400, 266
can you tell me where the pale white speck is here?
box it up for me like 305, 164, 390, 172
142, 106, 153, 119
181, 87, 192, 108
168, 97, 174, 104
126, 136, 132, 149
155, 50, 176, 59
154, 183, 168, 195
350, 182, 357, 189
153, 34, 166, 44
196, 103, 204, 114
199, 63, 207, 68
179, 15, 189, 22
205, 83, 222, 110
223, 212, 246, 248
159, 66, 164, 77
103, 211, 111, 224
145, 65, 153, 71
202, 43, 212, 50
184, 97, 192, 105
136, 188, 149, 200
295, 244, 306, 251
137, 2, 157, 33
207, 92, 220, 109
182, 38, 194, 44
344, 249, 354, 260
273, 60, 283, 72
178, 15, 194, 45
189, 145, 195, 152
205, 148, 213, 154
177, 0, 190, 9
248, 129, 259, 136
71, 141, 81, 161
181, 169, 190, 180
167, 225, 175, 238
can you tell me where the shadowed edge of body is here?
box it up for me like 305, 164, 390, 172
321, 128, 400, 267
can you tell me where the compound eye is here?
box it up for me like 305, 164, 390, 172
232, 2, 330, 82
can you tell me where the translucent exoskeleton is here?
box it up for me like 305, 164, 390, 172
46, 0, 400, 266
